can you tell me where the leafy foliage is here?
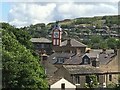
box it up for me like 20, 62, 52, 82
1, 23, 33, 50
106, 37, 118, 49
2, 24, 48, 89
16, 15, 119, 49
84, 75, 99, 88
22, 23, 49, 38
88, 35, 107, 49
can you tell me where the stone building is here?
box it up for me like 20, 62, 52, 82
39, 22, 120, 89
46, 48, 120, 88
30, 37, 52, 55
53, 38, 86, 55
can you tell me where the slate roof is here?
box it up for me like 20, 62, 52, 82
47, 75, 62, 85
90, 49, 115, 65
64, 54, 83, 65
90, 49, 114, 54
83, 53, 97, 59
30, 38, 52, 43
63, 49, 116, 65
63, 65, 103, 74
99, 53, 115, 65
60, 39, 87, 47
48, 52, 74, 64
63, 52, 98, 65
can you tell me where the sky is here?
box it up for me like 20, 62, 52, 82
0, 0, 120, 27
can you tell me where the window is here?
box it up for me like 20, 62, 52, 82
109, 74, 112, 81
75, 76, 80, 84
84, 58, 89, 64
82, 55, 90, 64
57, 58, 64, 64
86, 76, 91, 83
97, 75, 99, 82
61, 83, 65, 90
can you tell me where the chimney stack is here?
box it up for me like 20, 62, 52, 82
102, 48, 106, 54
92, 54, 100, 68
40, 51, 48, 68
67, 38, 71, 46
114, 48, 117, 55
86, 50, 90, 53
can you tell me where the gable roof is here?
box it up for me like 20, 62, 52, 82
41, 60, 58, 76
47, 76, 62, 85
60, 39, 86, 47
63, 65, 103, 75
30, 37, 52, 43
51, 78, 76, 88
99, 53, 115, 65
83, 53, 97, 59
89, 49, 116, 65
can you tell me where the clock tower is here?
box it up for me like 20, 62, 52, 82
52, 21, 62, 46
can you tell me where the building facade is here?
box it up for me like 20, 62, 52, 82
50, 78, 76, 90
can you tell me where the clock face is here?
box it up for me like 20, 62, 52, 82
54, 32, 59, 38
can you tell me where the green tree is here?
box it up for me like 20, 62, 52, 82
90, 35, 103, 49
106, 37, 117, 49
99, 41, 108, 49
2, 29, 48, 89
84, 75, 99, 88
90, 35, 102, 44
116, 39, 120, 49
1, 23, 33, 50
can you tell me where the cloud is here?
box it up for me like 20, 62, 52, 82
9, 3, 56, 27
1, 0, 120, 2
8, 2, 118, 27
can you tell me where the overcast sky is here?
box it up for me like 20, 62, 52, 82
1, 0, 119, 27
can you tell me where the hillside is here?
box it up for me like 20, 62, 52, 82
47, 15, 119, 28
20, 15, 119, 49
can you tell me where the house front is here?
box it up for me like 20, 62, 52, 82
50, 78, 76, 90
54, 65, 105, 88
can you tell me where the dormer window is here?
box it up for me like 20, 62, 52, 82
57, 57, 64, 64
82, 55, 90, 64
84, 58, 89, 64
52, 57, 64, 64
75, 76, 80, 84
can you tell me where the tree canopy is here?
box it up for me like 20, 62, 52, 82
2, 23, 48, 89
